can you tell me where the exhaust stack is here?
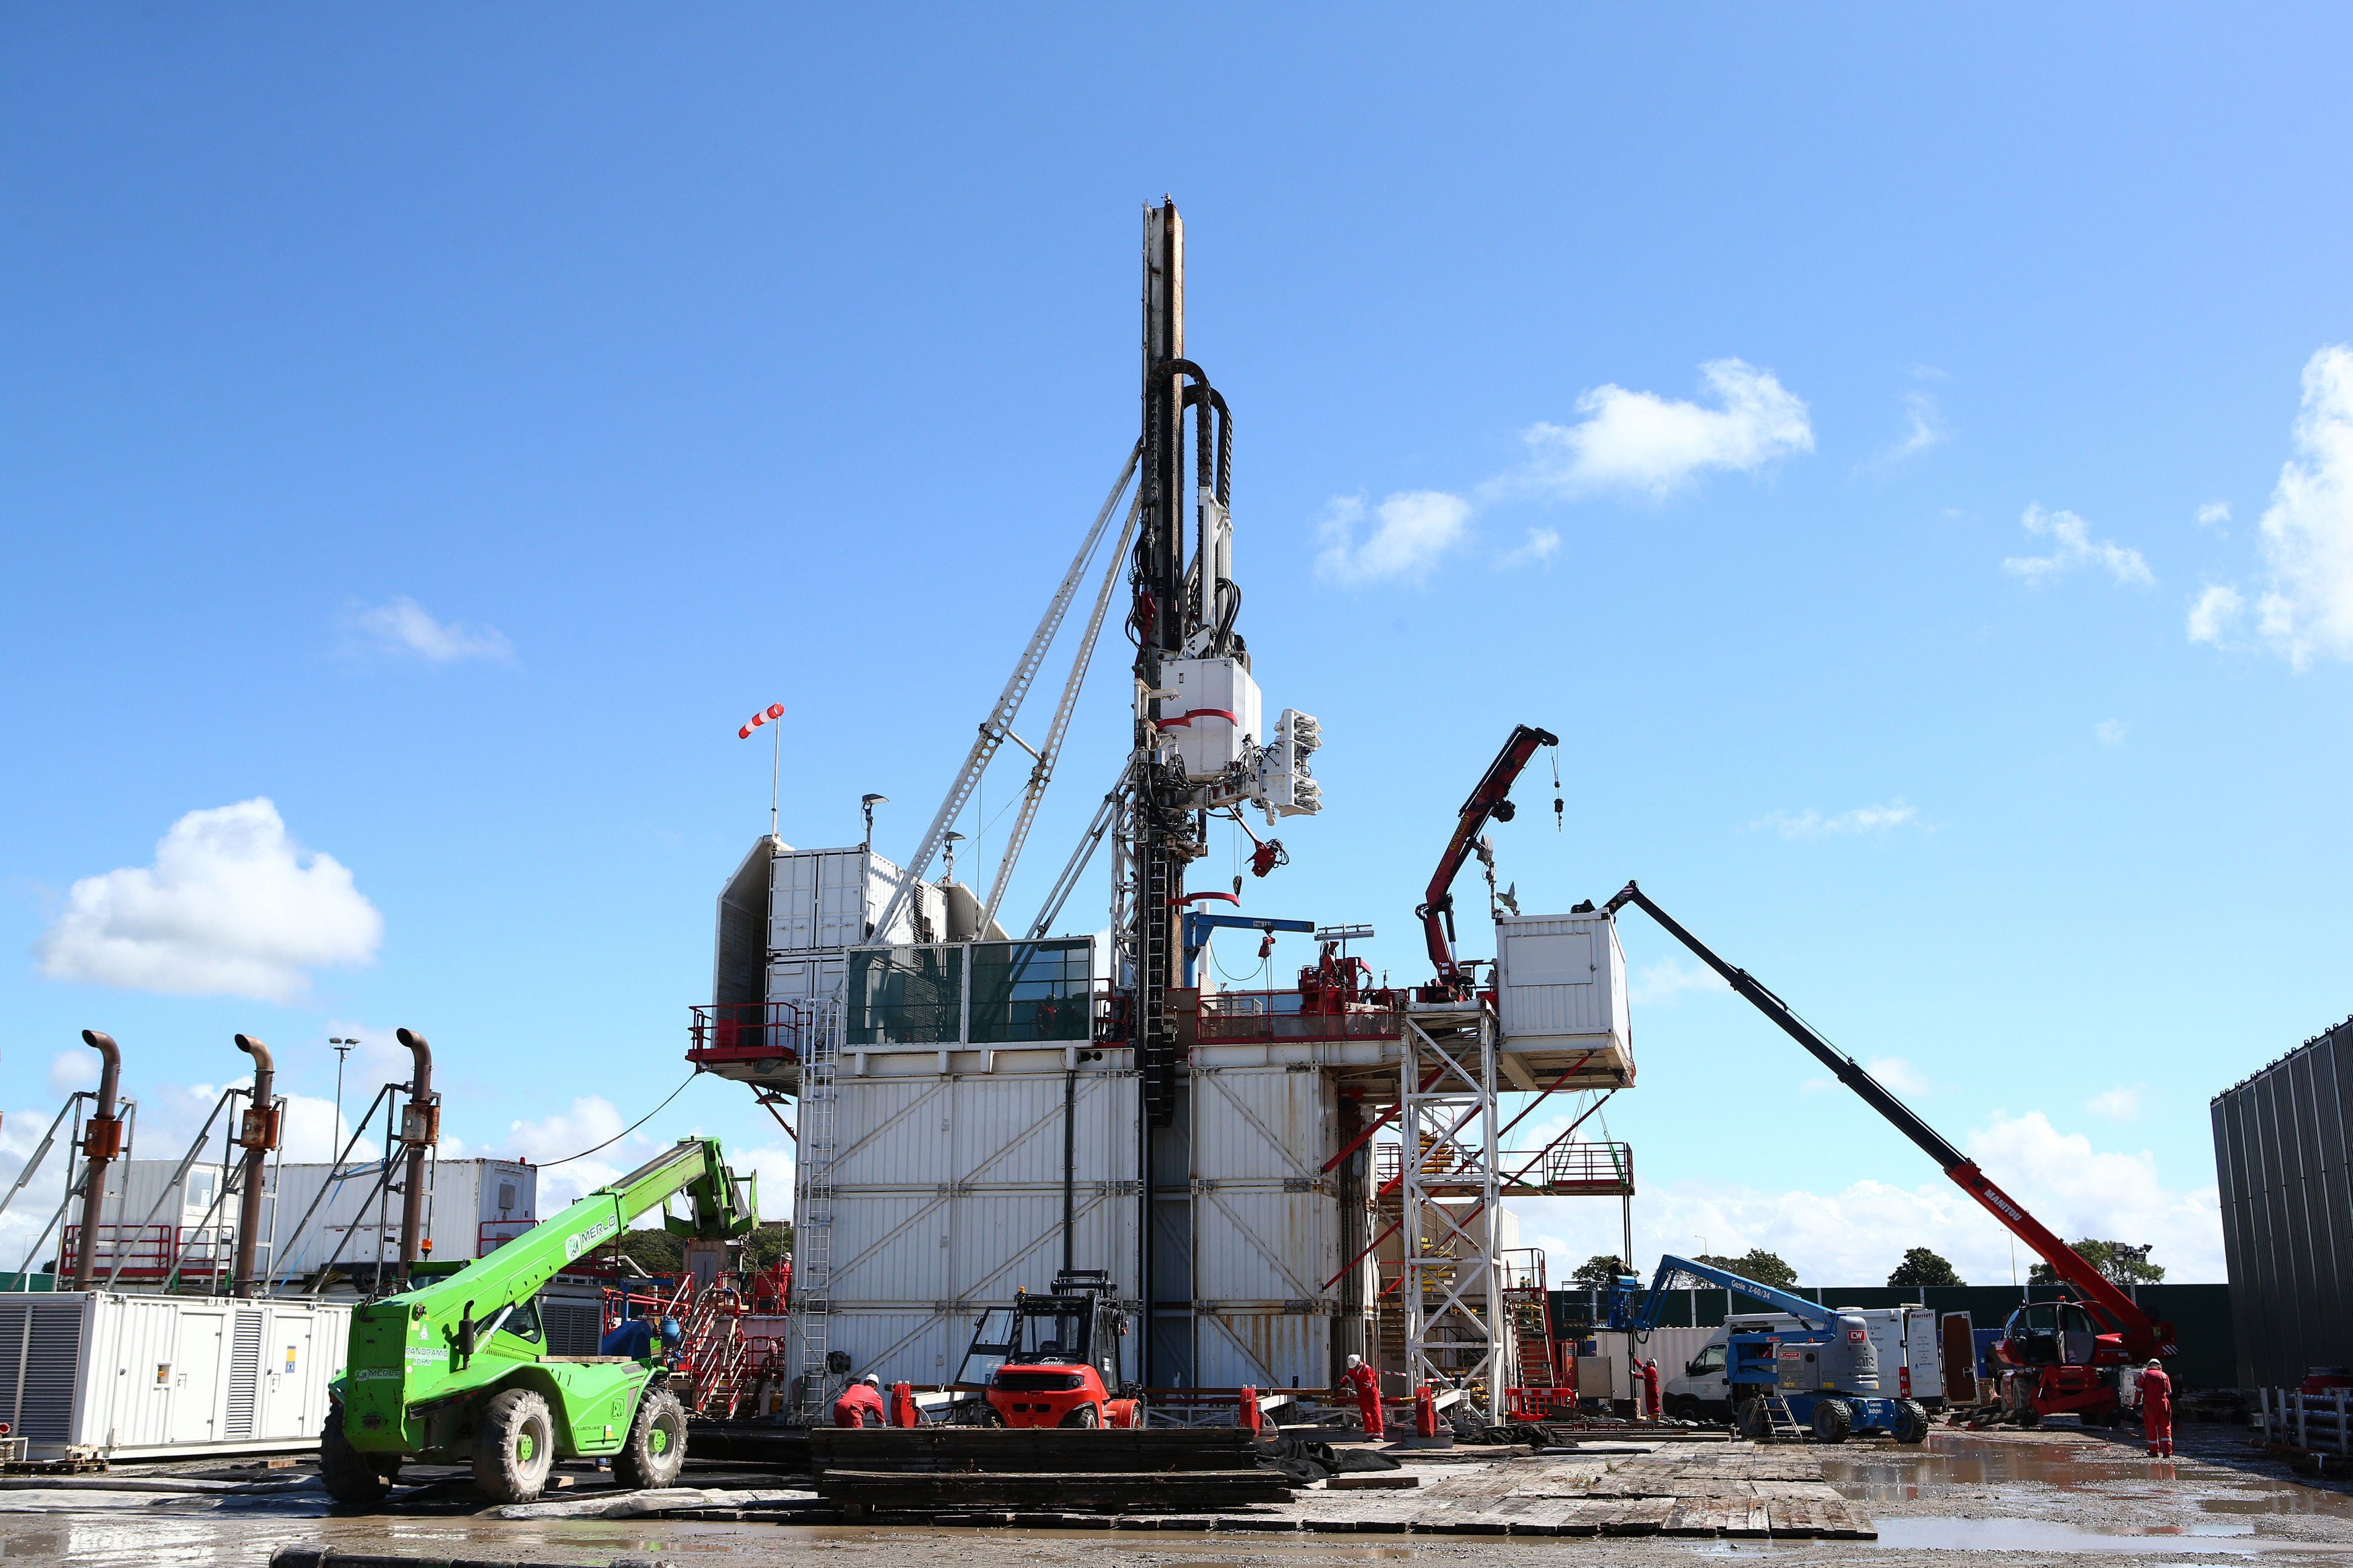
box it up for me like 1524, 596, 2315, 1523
231, 1035, 280, 1298
72, 1030, 124, 1290
395, 1028, 437, 1286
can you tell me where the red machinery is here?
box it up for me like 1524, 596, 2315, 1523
1417, 724, 1560, 999
957, 1272, 1141, 1430
1603, 880, 2178, 1428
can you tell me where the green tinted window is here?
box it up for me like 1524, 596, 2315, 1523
969, 940, 1091, 1044
848, 947, 964, 1044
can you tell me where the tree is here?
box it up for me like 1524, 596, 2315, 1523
1690, 1250, 1799, 1290
2029, 1239, 2164, 1286
742, 1221, 793, 1270
1887, 1247, 1964, 1288
610, 1226, 684, 1276
1570, 1254, 1628, 1288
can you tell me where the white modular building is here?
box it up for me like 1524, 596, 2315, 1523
0, 1292, 349, 1461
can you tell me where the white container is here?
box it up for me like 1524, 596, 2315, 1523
770, 846, 930, 954
0, 1291, 349, 1460
1159, 657, 1262, 780
83, 1159, 536, 1288
1493, 911, 1630, 1055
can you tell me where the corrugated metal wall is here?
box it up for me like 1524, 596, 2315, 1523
2213, 1016, 2353, 1389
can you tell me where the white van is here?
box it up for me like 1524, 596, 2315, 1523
1662, 1306, 1944, 1422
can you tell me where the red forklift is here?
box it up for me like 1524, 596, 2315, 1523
955, 1271, 1142, 1429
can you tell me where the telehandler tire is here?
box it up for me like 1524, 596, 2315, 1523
1810, 1398, 1853, 1444
320, 1400, 398, 1505
474, 1387, 557, 1503
614, 1385, 688, 1490
1735, 1399, 1772, 1442
1893, 1399, 1931, 1445
1060, 1401, 1100, 1429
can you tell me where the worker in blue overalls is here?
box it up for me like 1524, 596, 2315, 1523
602, 1311, 682, 1361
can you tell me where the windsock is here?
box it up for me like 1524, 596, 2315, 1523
738, 703, 785, 739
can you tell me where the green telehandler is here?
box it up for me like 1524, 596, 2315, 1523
321, 1136, 757, 1505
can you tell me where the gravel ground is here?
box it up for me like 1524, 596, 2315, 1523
4, 1417, 2350, 1567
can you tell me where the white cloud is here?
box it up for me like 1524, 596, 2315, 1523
1628, 958, 1728, 1007
1314, 491, 1472, 585
347, 596, 514, 664
1873, 389, 1948, 467
1494, 527, 1561, 570
2086, 1084, 2145, 1122
1512, 1108, 2220, 1286
2186, 583, 2245, 646
2196, 501, 2231, 530
36, 799, 383, 1002
2002, 504, 2154, 587
2247, 345, 2353, 668
1754, 800, 1922, 841
46, 1051, 95, 1094
2095, 718, 2128, 747
1507, 359, 1814, 499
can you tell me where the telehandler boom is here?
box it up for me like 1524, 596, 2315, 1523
323, 1136, 756, 1505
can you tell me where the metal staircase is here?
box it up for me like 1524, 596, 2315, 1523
790, 997, 841, 1421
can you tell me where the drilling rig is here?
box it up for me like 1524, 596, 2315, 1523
1121, 202, 1322, 1385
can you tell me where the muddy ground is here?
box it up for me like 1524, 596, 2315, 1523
5, 1415, 2351, 1567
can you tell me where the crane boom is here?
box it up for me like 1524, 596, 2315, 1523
338, 1137, 757, 1460
1602, 880, 2177, 1362
1609, 1253, 1837, 1333
1419, 723, 1558, 991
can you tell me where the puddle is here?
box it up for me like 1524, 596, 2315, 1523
1817, 1432, 2353, 1521
1874, 1518, 2353, 1555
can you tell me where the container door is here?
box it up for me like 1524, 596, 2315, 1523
1942, 1312, 1977, 1403
260, 1311, 317, 1439
771, 852, 818, 951
1907, 1307, 1944, 1399
815, 853, 865, 948
171, 1306, 229, 1445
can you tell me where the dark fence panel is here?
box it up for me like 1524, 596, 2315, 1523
2213, 1016, 2353, 1389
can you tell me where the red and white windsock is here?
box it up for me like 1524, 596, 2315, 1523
737, 702, 785, 739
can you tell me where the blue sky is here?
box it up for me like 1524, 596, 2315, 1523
5, 8, 2350, 1287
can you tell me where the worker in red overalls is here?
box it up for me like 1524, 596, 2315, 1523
832, 1373, 886, 1428
1641, 1358, 1661, 1421
1341, 1353, 1384, 1438
2141, 1358, 2174, 1457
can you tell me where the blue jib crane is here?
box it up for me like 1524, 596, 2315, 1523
1604, 1253, 1930, 1445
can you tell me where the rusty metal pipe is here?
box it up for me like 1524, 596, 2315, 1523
232, 1035, 276, 1298
73, 1030, 124, 1289
395, 1029, 434, 1286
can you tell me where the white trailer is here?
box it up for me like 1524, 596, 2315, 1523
0, 1291, 349, 1460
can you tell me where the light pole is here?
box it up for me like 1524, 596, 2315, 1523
943, 829, 965, 884
861, 793, 888, 855
329, 1038, 357, 1151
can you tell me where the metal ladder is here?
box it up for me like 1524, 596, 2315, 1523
1760, 1388, 1808, 1442
791, 998, 840, 1421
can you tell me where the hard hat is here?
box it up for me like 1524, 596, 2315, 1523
1346, 1354, 1363, 1367
2146, 1358, 2163, 1369
863, 1373, 881, 1387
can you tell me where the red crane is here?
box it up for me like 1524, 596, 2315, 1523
1603, 879, 2176, 1428
1417, 724, 1559, 997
